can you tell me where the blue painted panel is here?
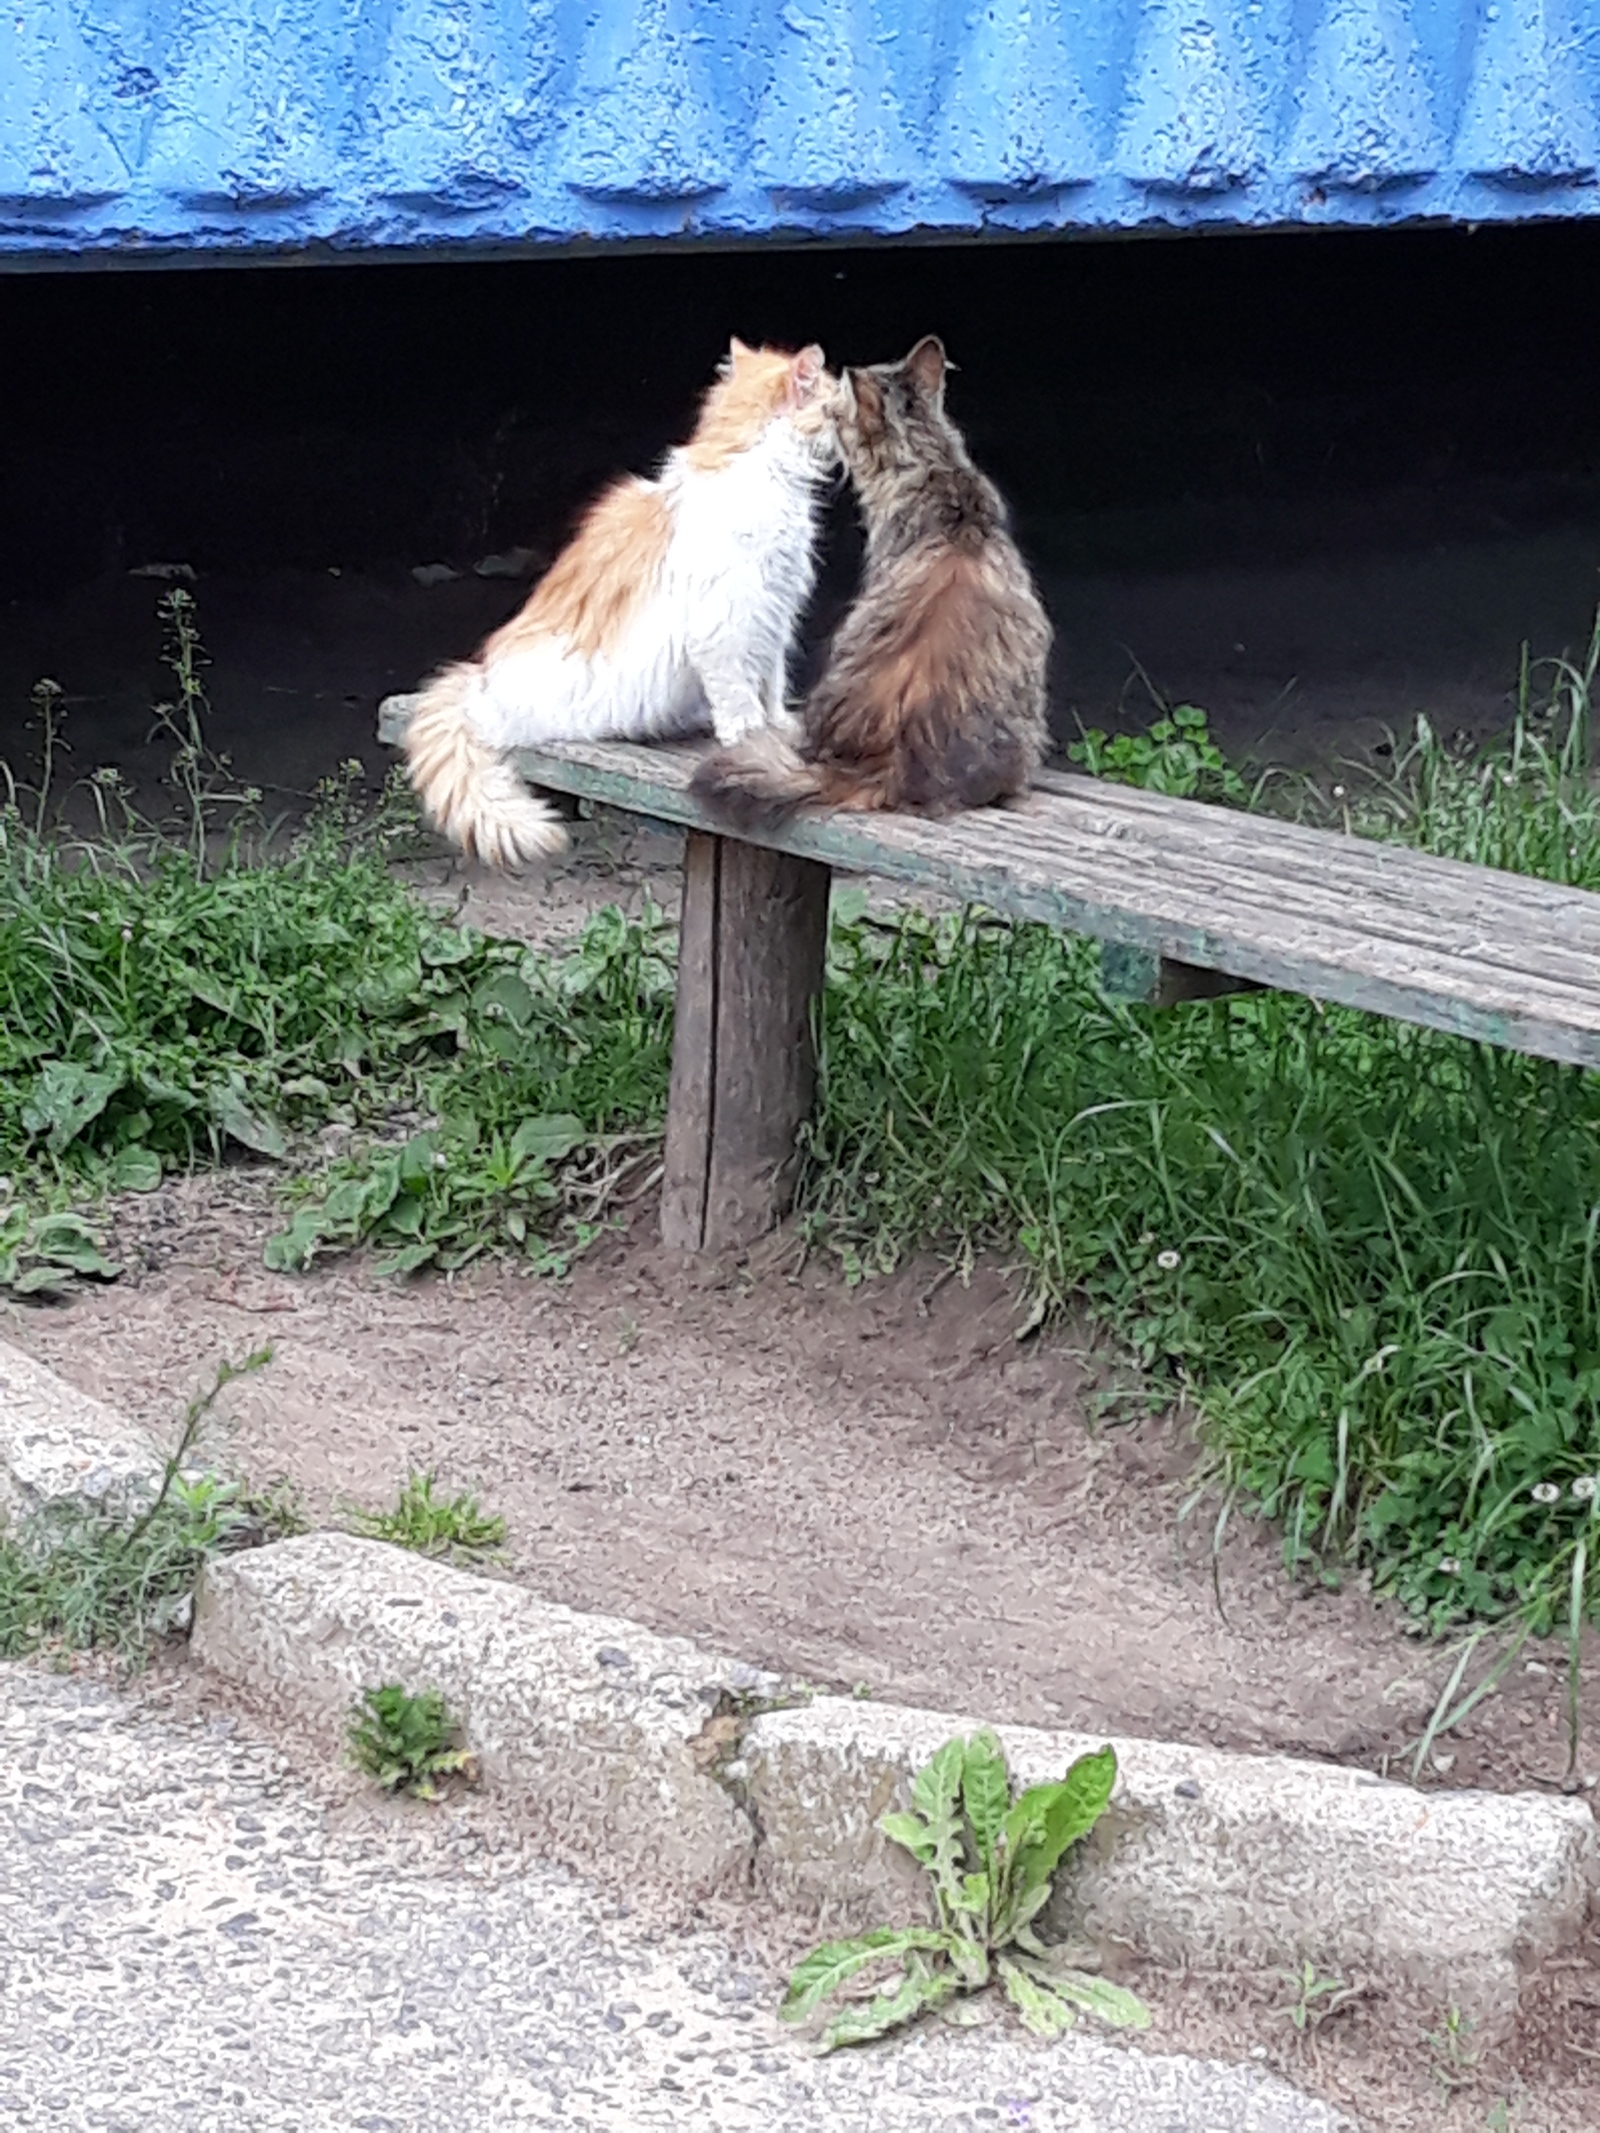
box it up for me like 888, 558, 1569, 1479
5, 1, 1600, 263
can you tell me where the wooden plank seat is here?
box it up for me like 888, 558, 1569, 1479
377, 702, 1600, 1251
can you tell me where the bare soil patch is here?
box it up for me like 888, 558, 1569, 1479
7, 1170, 1597, 1802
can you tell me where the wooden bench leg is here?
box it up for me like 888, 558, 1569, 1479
661, 831, 832, 1252
1098, 942, 1263, 1009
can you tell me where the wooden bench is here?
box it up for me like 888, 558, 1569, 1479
377, 703, 1600, 1252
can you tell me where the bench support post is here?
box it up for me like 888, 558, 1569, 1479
1098, 942, 1263, 1009
661, 832, 831, 1252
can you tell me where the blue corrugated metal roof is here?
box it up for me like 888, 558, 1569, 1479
5, 3, 1600, 265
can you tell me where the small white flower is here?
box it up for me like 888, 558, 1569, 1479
1572, 1476, 1599, 1503
433, 1154, 448, 1171
1531, 1481, 1561, 1505
1137, 1231, 1155, 1248
1332, 785, 1346, 799
1156, 1249, 1181, 1271
1437, 1557, 1461, 1576
120, 924, 133, 942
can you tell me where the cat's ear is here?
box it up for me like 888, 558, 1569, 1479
903, 335, 947, 403
728, 335, 754, 363
787, 343, 826, 404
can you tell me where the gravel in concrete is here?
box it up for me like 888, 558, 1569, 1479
0, 1663, 1353, 2133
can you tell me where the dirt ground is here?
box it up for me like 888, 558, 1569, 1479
4, 824, 1598, 2132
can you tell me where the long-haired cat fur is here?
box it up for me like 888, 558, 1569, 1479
690, 336, 1050, 828
405, 339, 835, 867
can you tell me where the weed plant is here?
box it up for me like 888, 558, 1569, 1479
0, 596, 673, 1290
781, 1728, 1147, 2050
0, 1350, 269, 1660
347, 1683, 475, 1799
348, 1471, 506, 1559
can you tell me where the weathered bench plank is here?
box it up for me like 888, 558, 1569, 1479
374, 706, 1600, 1072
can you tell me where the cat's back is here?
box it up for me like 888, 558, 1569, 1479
484, 471, 674, 669
862, 460, 1048, 659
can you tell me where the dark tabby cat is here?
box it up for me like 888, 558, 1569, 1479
691, 335, 1051, 826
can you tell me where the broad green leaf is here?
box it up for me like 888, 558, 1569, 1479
398, 1132, 439, 1186
38, 1237, 119, 1278
1042, 1967, 1151, 2031
1013, 1747, 1118, 1900
262, 1209, 326, 1272
878, 1811, 936, 1864
509, 1114, 586, 1168
136, 1071, 197, 1111
109, 1146, 163, 1193
908, 1737, 971, 1923
29, 1213, 106, 1248
779, 1927, 950, 2024
817, 1966, 959, 2053
998, 1957, 1075, 2038
11, 1265, 71, 1297
22, 1062, 126, 1153
420, 928, 477, 968
912, 1737, 964, 1824
208, 1085, 287, 1160
473, 971, 538, 1028
181, 966, 246, 1019
957, 1873, 991, 1935
374, 1241, 439, 1279
999, 1784, 1052, 1861
382, 1195, 425, 1238
279, 1075, 331, 1102
961, 1729, 1011, 1874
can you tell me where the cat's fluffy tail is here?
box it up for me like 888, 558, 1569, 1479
403, 663, 568, 869
691, 729, 894, 830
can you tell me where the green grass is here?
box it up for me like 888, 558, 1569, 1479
0, 1350, 272, 1661
348, 1471, 507, 1559
0, 595, 674, 1293
800, 651, 1600, 1641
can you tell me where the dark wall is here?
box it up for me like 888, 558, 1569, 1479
10, 225, 1600, 582
6, 224, 1600, 784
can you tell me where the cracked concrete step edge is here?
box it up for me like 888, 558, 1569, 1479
194, 1531, 1598, 2038
0, 1337, 173, 1524
193, 1529, 780, 1889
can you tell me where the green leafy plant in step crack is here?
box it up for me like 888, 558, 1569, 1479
347, 1683, 477, 1801
780, 1729, 1148, 2052
348, 1470, 506, 1560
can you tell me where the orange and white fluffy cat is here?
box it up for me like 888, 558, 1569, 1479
405, 339, 835, 867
